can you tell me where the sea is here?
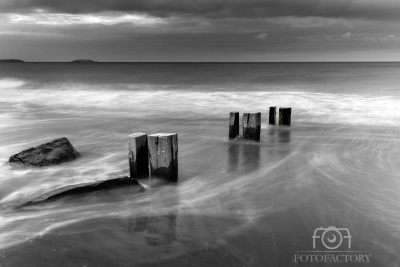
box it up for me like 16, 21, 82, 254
0, 62, 400, 266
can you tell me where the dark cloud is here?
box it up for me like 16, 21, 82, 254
2, 0, 400, 21
2, 0, 400, 62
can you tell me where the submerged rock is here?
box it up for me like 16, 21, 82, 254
17, 176, 144, 208
8, 137, 80, 167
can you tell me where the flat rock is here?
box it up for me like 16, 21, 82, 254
8, 137, 80, 167
16, 176, 144, 208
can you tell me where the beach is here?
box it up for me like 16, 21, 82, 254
1, 62, 400, 266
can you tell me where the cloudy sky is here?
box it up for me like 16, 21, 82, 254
1, 0, 400, 62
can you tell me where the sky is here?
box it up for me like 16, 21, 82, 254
1, 0, 400, 62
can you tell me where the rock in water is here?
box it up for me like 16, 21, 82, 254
16, 176, 144, 208
8, 137, 80, 167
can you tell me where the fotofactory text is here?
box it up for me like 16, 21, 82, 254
293, 226, 372, 263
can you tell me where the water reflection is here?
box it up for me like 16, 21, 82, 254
267, 127, 291, 144
128, 216, 148, 233
277, 128, 291, 159
227, 141, 261, 174
227, 143, 240, 172
265, 126, 292, 160
146, 213, 177, 246
268, 127, 277, 137
146, 186, 179, 246
242, 144, 260, 173
127, 188, 178, 246
226, 126, 291, 172
277, 128, 291, 143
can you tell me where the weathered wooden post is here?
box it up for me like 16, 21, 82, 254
229, 112, 239, 139
269, 107, 276, 125
148, 133, 178, 182
243, 112, 261, 141
279, 108, 292, 126
128, 133, 149, 178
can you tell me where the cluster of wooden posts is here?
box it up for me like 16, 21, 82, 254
128, 133, 178, 182
127, 108, 290, 181
229, 107, 292, 141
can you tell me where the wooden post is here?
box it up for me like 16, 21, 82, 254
229, 112, 239, 139
243, 112, 261, 141
269, 107, 276, 125
148, 133, 178, 182
279, 108, 292, 126
128, 133, 149, 178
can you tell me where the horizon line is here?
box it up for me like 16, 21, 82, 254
2, 61, 400, 63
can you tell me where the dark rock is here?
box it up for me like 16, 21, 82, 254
8, 137, 80, 167
71, 59, 97, 63
0, 59, 25, 63
17, 176, 144, 208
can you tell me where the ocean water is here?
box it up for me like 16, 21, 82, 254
0, 62, 400, 266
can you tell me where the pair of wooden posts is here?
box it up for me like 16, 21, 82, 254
229, 112, 262, 141
128, 133, 178, 182
229, 107, 291, 140
269, 107, 291, 126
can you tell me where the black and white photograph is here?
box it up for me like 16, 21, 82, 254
1, 0, 400, 266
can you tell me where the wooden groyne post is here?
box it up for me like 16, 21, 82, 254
269, 107, 276, 125
279, 108, 292, 126
148, 133, 178, 182
229, 112, 239, 139
243, 112, 261, 141
128, 133, 149, 178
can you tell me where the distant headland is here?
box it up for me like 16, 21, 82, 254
0, 59, 25, 63
71, 59, 97, 63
